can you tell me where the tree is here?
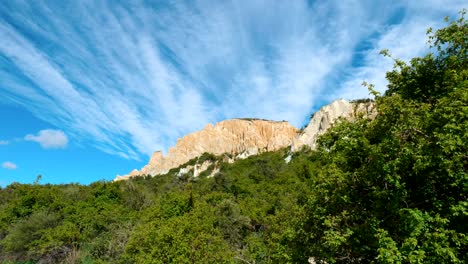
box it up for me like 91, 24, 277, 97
296, 11, 468, 263
384, 10, 467, 103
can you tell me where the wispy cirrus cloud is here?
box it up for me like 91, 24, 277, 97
331, 0, 466, 100
0, 140, 8, 145
0, 1, 463, 160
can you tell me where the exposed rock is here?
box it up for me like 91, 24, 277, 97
115, 119, 297, 181
208, 167, 220, 178
193, 160, 214, 178
177, 167, 192, 178
174, 160, 215, 178
115, 99, 376, 181
292, 99, 376, 151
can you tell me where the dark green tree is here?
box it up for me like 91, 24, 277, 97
296, 11, 468, 263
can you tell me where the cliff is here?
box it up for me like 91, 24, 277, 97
115, 99, 376, 181
115, 119, 298, 181
293, 99, 376, 150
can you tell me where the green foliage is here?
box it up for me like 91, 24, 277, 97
0, 150, 314, 263
385, 10, 467, 103
350, 98, 374, 104
185, 152, 219, 166
294, 12, 468, 263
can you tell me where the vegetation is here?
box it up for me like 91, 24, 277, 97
0, 12, 466, 264
296, 12, 467, 263
350, 98, 374, 104
235, 118, 288, 123
0, 150, 313, 263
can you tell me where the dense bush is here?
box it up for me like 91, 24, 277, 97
0, 149, 315, 263
295, 11, 467, 263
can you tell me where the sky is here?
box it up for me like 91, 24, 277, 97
0, 0, 465, 186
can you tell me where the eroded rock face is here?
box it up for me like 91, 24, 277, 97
115, 99, 376, 181
115, 119, 298, 181
292, 99, 376, 151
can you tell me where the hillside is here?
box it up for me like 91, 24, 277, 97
116, 99, 375, 181
0, 12, 466, 264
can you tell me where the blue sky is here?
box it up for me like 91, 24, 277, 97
0, 1, 465, 186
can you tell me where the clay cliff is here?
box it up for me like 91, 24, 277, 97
115, 119, 298, 181
115, 99, 376, 181
293, 99, 376, 150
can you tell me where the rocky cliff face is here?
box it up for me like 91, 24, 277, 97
115, 119, 298, 181
292, 99, 376, 151
115, 99, 376, 181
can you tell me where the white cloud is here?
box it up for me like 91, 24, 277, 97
2, 161, 17, 170
332, 20, 432, 100
331, 1, 464, 101
25, 129, 68, 149
0, 140, 8, 145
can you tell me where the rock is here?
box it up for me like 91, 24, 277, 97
115, 99, 376, 181
193, 160, 213, 178
292, 99, 375, 151
115, 119, 297, 180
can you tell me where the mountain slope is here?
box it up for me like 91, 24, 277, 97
116, 99, 375, 180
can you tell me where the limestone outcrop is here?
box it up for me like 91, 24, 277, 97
115, 99, 376, 181
115, 119, 298, 181
292, 99, 376, 150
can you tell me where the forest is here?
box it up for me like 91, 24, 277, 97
0, 12, 466, 264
